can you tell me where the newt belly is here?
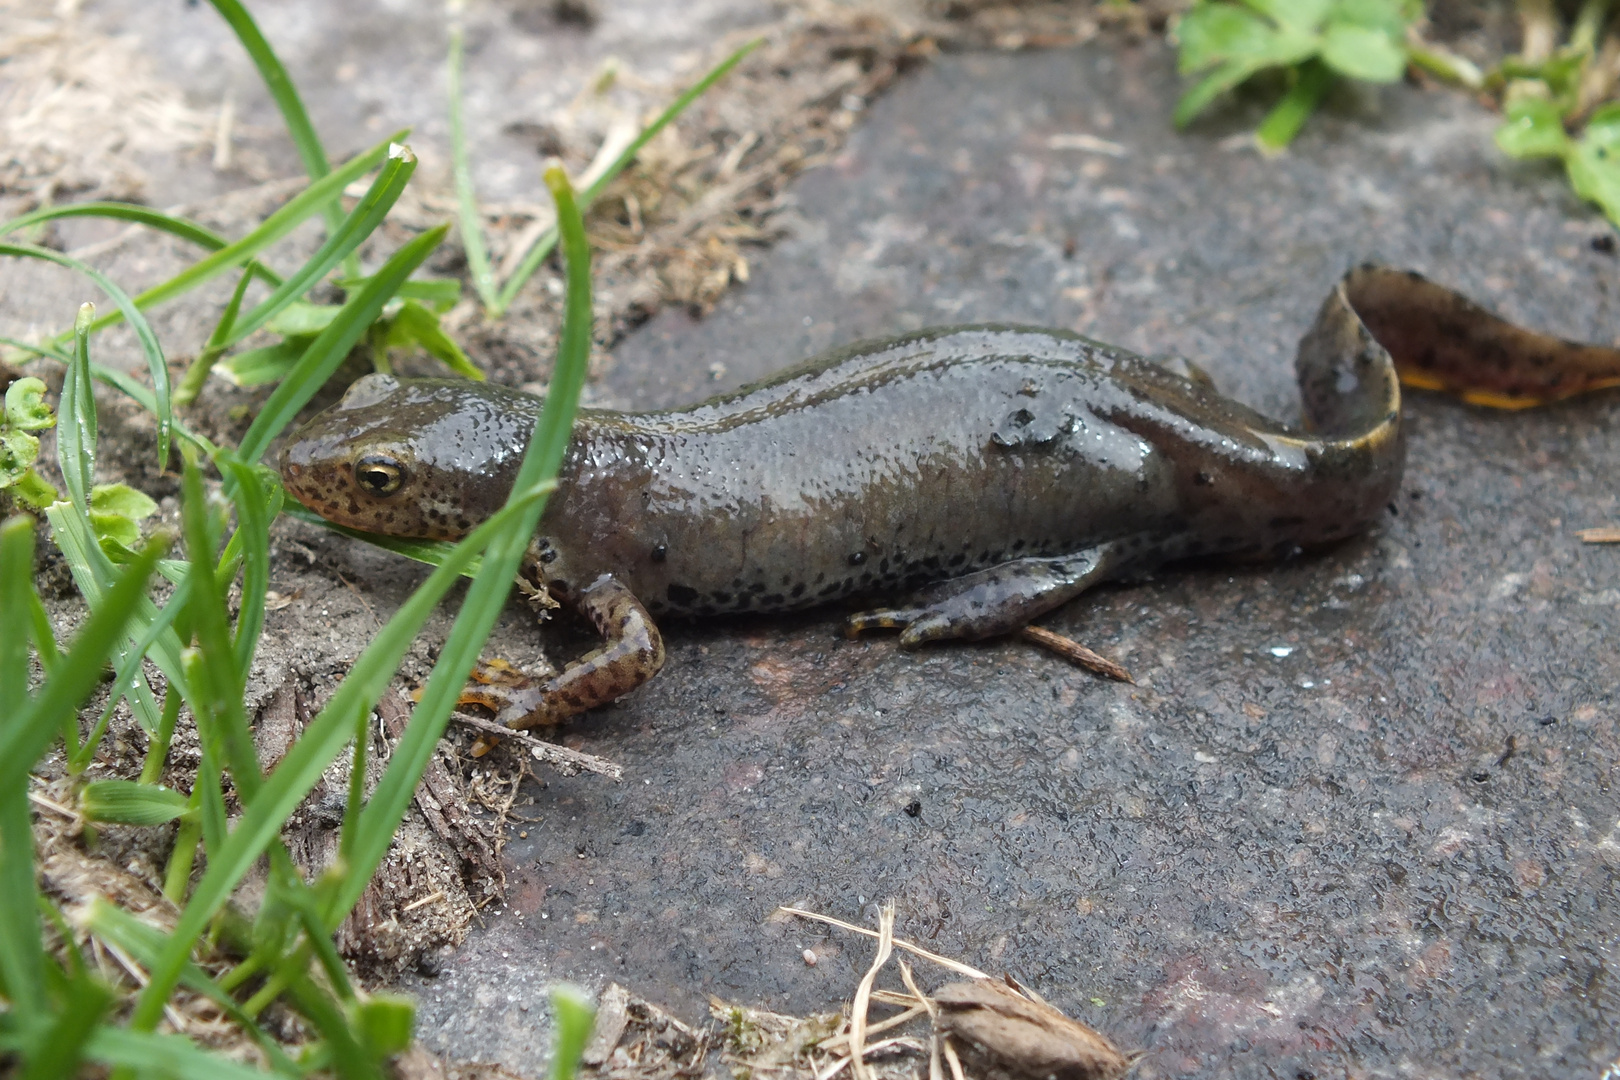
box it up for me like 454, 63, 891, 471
278, 266, 1620, 729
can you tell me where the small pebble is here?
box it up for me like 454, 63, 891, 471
803, 949, 818, 966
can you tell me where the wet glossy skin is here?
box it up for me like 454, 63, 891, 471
278, 267, 1620, 728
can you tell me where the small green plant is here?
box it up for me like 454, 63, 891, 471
0, 0, 615, 1073
1493, 0, 1620, 225
1172, 0, 1425, 150
0, 377, 58, 509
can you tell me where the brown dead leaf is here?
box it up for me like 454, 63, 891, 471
933, 979, 1133, 1080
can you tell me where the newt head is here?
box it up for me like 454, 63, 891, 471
278, 373, 542, 541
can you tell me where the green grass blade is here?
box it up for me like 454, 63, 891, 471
548, 986, 597, 1080
81, 898, 302, 1075
138, 684, 182, 784
44, 505, 185, 730
0, 250, 171, 465
19, 972, 113, 1080
179, 456, 262, 802
0, 535, 166, 796
175, 262, 258, 408
492, 37, 759, 315
390, 299, 483, 379
282, 500, 509, 574
0, 203, 284, 287
218, 457, 280, 680
67, 584, 189, 772
0, 336, 217, 456
83, 1025, 278, 1080
58, 304, 99, 514
281, 969, 377, 1080
0, 516, 33, 727
225, 144, 419, 347
448, 22, 498, 312
206, 0, 347, 260
330, 165, 593, 923
77, 132, 406, 339
127, 481, 553, 1031
0, 516, 44, 1022
236, 218, 445, 466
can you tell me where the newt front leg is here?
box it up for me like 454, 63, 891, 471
465, 573, 666, 730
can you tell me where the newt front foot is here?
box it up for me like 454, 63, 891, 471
455, 573, 666, 733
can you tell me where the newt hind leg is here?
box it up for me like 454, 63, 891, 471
846, 542, 1130, 647
460, 573, 665, 731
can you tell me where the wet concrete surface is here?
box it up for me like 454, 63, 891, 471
405, 39, 1620, 1080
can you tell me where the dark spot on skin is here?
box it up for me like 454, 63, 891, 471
1388, 502, 1399, 516
849, 551, 866, 566
540, 549, 559, 563
949, 553, 966, 567
819, 583, 842, 598
749, 582, 766, 594
791, 583, 806, 598
667, 583, 699, 606
651, 544, 667, 563
1594, 234, 1616, 254
763, 593, 784, 606
713, 591, 733, 605
815, 572, 826, 584
552, 580, 570, 594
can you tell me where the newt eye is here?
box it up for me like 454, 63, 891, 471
354, 454, 405, 496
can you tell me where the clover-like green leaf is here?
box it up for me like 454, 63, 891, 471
1495, 93, 1571, 160
88, 483, 160, 559
1567, 103, 1620, 226
0, 429, 40, 487
4, 377, 55, 432
1243, 0, 1329, 34
10, 469, 58, 509
91, 483, 159, 523
1328, 0, 1416, 37
1177, 3, 1290, 75
1320, 22, 1407, 82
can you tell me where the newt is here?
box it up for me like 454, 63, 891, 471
278, 266, 1620, 729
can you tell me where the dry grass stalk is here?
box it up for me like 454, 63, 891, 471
848, 901, 897, 1080
1018, 626, 1133, 683
778, 905, 991, 979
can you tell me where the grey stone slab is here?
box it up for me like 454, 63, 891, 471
410, 39, 1620, 1080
